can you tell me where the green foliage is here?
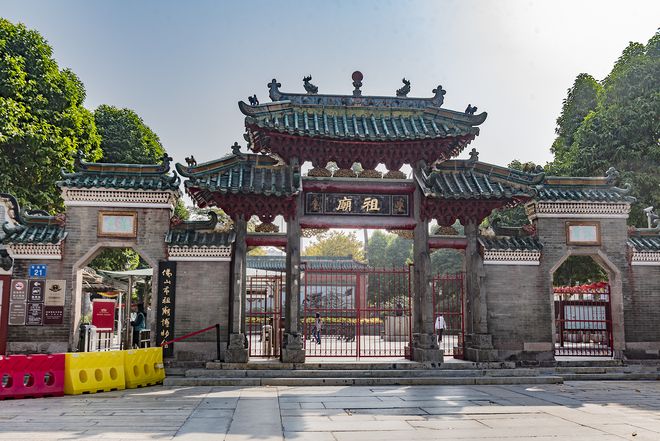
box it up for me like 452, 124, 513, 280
94, 104, 164, 164
89, 247, 141, 271
549, 31, 660, 226
0, 18, 101, 212
486, 161, 536, 228
430, 248, 463, 275
553, 255, 607, 286
304, 231, 365, 261
366, 230, 412, 267
173, 199, 189, 220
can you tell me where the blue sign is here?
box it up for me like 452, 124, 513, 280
29, 264, 47, 278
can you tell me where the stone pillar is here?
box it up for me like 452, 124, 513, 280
281, 193, 305, 363
225, 216, 248, 363
464, 220, 497, 361
409, 166, 443, 362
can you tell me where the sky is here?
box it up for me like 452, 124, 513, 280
2, 0, 659, 170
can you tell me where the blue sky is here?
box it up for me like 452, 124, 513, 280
2, 0, 659, 168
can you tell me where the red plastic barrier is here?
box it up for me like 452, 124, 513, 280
0, 354, 65, 399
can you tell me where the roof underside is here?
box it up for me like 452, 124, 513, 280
247, 255, 368, 271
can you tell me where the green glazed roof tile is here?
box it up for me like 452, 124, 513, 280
0, 194, 67, 245
247, 255, 368, 272
165, 230, 236, 247
627, 235, 660, 252
478, 236, 543, 251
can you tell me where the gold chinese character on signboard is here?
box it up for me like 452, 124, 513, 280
393, 197, 406, 214
335, 197, 352, 212
161, 306, 171, 316
164, 279, 172, 285
161, 318, 170, 327
162, 268, 173, 278
162, 296, 171, 305
160, 329, 170, 338
361, 197, 381, 213
163, 286, 170, 295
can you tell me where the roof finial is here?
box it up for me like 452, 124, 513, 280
605, 166, 620, 185
465, 104, 478, 115
352, 71, 363, 97
268, 79, 282, 101
396, 78, 411, 97
231, 142, 245, 159
161, 152, 173, 172
467, 148, 479, 167
432, 85, 446, 106
248, 95, 259, 106
303, 75, 318, 94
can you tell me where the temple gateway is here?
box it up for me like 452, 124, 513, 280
1, 73, 659, 363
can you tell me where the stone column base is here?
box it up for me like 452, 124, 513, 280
409, 333, 443, 363
280, 332, 305, 363
224, 333, 249, 363
464, 333, 498, 362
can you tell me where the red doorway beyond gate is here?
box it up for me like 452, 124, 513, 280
303, 266, 412, 358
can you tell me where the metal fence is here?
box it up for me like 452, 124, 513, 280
432, 273, 465, 359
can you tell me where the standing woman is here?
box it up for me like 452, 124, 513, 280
314, 312, 322, 344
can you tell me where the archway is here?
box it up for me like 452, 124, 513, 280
69, 242, 157, 351
550, 252, 623, 357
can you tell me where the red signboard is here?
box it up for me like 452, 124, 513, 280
92, 299, 116, 330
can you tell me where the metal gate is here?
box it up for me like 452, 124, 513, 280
246, 269, 284, 358
554, 282, 613, 356
432, 273, 465, 359
303, 266, 412, 358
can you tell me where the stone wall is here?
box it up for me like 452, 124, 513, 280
483, 263, 551, 362
171, 260, 231, 361
624, 264, 660, 359
7, 205, 171, 353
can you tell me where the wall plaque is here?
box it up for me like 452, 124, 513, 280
566, 221, 601, 246
98, 211, 137, 238
25, 302, 44, 326
11, 279, 27, 302
45, 280, 66, 306
28, 280, 45, 303
8, 302, 26, 325
305, 193, 410, 216
44, 306, 64, 325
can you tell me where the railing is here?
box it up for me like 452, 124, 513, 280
161, 324, 221, 361
82, 326, 116, 352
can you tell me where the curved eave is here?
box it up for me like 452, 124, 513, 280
184, 181, 298, 199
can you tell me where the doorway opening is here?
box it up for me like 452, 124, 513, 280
552, 255, 612, 356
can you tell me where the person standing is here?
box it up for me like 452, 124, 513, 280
130, 304, 146, 348
434, 314, 446, 346
313, 312, 322, 344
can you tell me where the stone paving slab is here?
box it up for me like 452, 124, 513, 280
0, 381, 659, 440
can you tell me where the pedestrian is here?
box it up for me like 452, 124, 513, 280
434, 314, 446, 346
130, 304, 146, 348
313, 312, 322, 344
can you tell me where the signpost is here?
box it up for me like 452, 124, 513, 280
28, 264, 47, 278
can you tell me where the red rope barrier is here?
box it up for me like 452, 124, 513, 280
161, 324, 219, 347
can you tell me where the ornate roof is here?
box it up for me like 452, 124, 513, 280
535, 168, 635, 203
628, 235, 660, 252
417, 156, 541, 200
165, 211, 236, 247
478, 236, 543, 251
240, 73, 487, 168
247, 255, 368, 272
175, 147, 301, 219
0, 193, 67, 245
58, 152, 181, 191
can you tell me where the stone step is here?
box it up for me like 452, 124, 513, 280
551, 359, 623, 367
203, 361, 517, 370
184, 368, 541, 379
164, 375, 564, 387
559, 372, 660, 381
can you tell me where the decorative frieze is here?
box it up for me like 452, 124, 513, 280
167, 245, 232, 261
526, 201, 630, 219
630, 251, 660, 266
482, 249, 540, 266
7, 243, 63, 260
62, 188, 178, 208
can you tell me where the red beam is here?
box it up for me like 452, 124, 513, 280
302, 178, 415, 194
429, 236, 467, 250
246, 233, 287, 247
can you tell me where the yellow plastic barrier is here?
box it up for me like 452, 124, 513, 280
123, 347, 165, 389
64, 351, 125, 395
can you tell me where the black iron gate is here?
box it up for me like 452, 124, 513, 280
554, 282, 613, 356
432, 272, 465, 359
302, 266, 412, 358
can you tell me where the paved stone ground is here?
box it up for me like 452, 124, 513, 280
0, 381, 659, 440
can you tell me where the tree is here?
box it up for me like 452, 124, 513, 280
553, 255, 607, 286
94, 104, 164, 164
485, 160, 537, 228
548, 31, 660, 226
0, 18, 101, 212
303, 231, 365, 261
